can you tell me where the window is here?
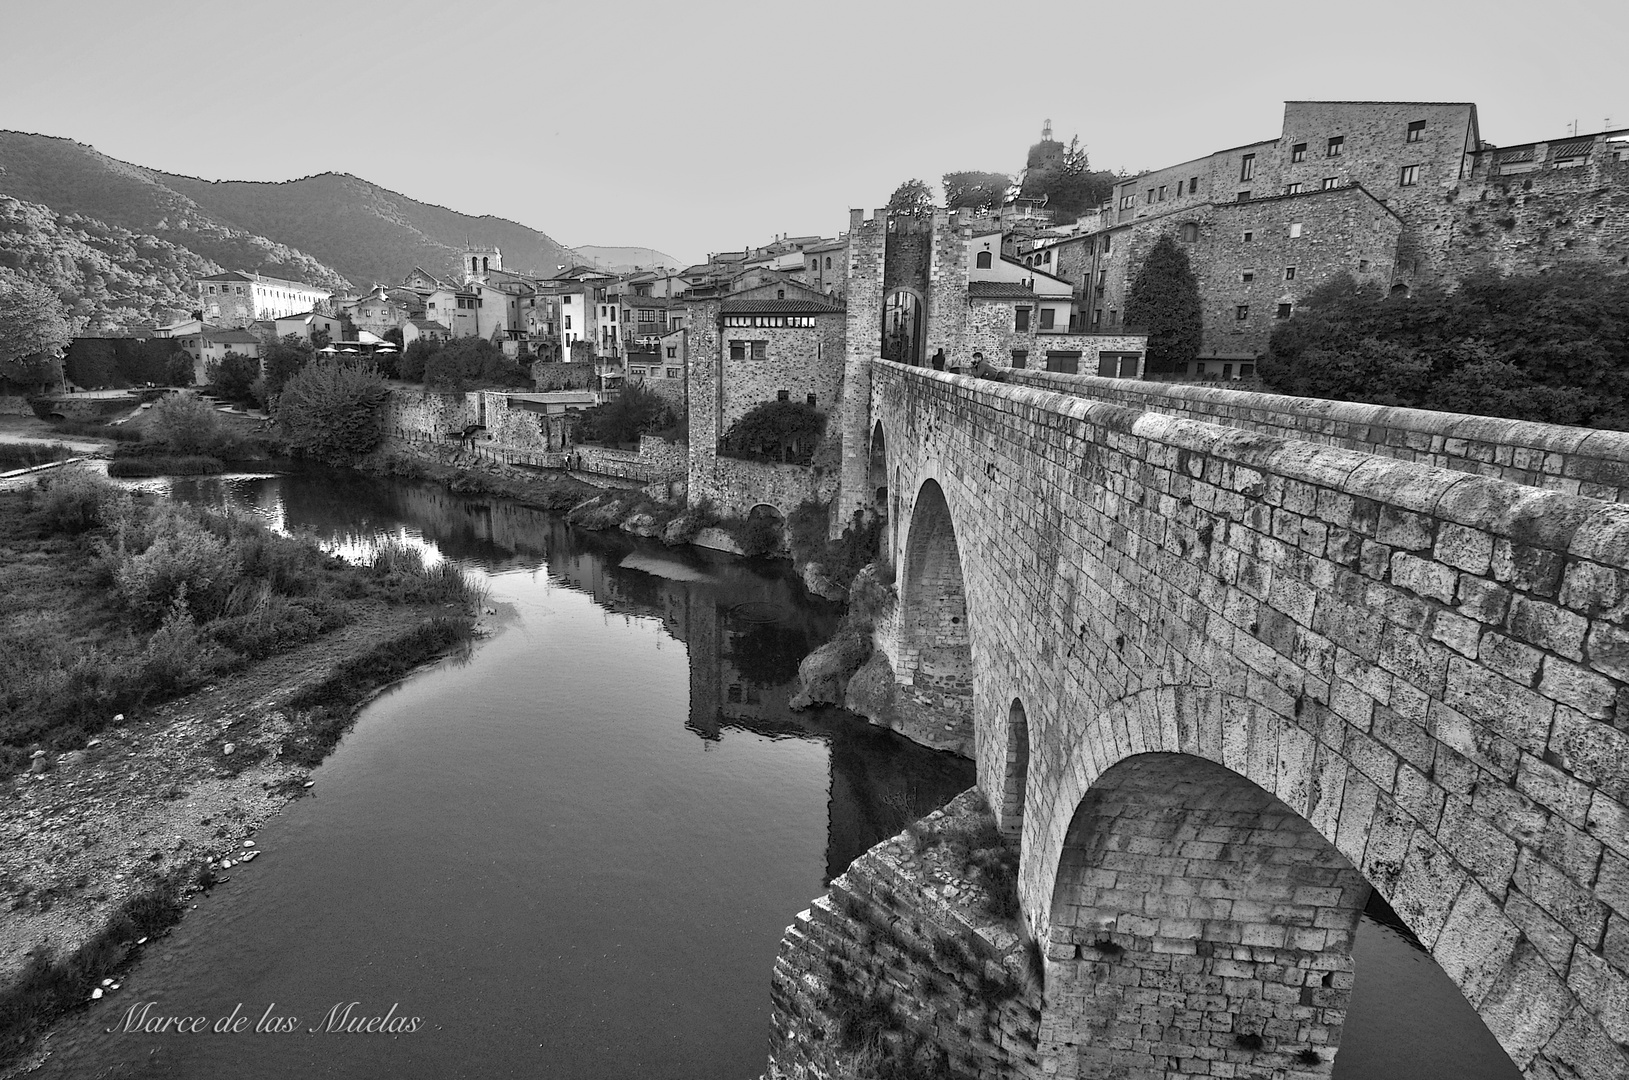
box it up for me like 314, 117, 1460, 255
1097, 269, 1107, 287
1242, 230, 1254, 242
1240, 154, 1256, 181
1158, 185, 1167, 201
751, 341, 767, 360
1236, 305, 1250, 321
667, 368, 679, 379
1241, 271, 1255, 283
1014, 307, 1031, 331
1045, 351, 1080, 374
1407, 120, 1426, 142
564, 315, 571, 329
1359, 259, 1370, 272
1189, 177, 1198, 194
776, 289, 785, 299
1289, 222, 1303, 238
1276, 303, 1293, 319
975, 250, 992, 268
1119, 194, 1135, 210
1146, 189, 1155, 204
1399, 164, 1419, 187
1284, 266, 1296, 280
1236, 191, 1251, 202
729, 340, 745, 361
1101, 234, 1111, 254
1010, 350, 1028, 368
665, 346, 677, 358
1093, 309, 1103, 328
1108, 309, 1117, 326
1286, 182, 1303, 194
776, 390, 789, 402
1291, 142, 1307, 163
825, 257, 832, 269
1322, 177, 1339, 190
207, 285, 216, 295
806, 394, 817, 406
1326, 136, 1344, 157
1039, 308, 1055, 330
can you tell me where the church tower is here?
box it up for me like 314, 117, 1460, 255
461, 245, 502, 285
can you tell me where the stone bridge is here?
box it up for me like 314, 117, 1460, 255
852, 359, 1629, 1079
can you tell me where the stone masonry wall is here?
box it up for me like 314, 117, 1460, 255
382, 388, 473, 443
719, 316, 846, 431
872, 360, 1629, 1078
1001, 367, 1629, 501
1446, 159, 1629, 279
766, 791, 1043, 1080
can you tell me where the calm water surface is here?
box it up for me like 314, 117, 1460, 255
36, 470, 1519, 1079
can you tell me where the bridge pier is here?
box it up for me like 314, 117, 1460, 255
1040, 754, 1368, 1078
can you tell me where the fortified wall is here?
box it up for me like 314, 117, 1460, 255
1446, 157, 1629, 279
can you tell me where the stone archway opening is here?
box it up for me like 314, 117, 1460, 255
898, 479, 973, 732
999, 699, 1029, 839
1041, 753, 1372, 1079
869, 422, 888, 552
743, 503, 785, 557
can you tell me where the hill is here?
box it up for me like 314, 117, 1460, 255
571, 245, 684, 273
0, 131, 581, 328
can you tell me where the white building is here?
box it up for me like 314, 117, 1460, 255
197, 272, 332, 328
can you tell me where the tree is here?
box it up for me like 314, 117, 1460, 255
721, 400, 826, 464
260, 335, 314, 398
1124, 235, 1202, 375
942, 171, 1012, 212
886, 179, 934, 216
400, 337, 437, 382
150, 393, 235, 456
1021, 135, 1118, 220
65, 338, 119, 388
0, 279, 72, 391
207, 352, 260, 402
422, 338, 527, 392
578, 382, 677, 446
276, 359, 388, 463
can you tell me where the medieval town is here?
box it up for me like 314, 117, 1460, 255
3, 6, 1629, 1079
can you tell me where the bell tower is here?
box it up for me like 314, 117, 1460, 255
461, 245, 502, 285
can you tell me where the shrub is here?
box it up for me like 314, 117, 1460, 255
35, 468, 122, 534
138, 603, 229, 696
113, 512, 243, 625
578, 383, 677, 446
148, 393, 241, 457
276, 358, 388, 463
206, 351, 260, 402
421, 338, 528, 391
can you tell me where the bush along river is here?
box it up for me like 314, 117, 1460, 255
31, 469, 1522, 1079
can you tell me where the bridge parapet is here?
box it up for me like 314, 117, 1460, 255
868, 359, 1629, 1079
1003, 367, 1629, 502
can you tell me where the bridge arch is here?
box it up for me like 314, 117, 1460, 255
998, 698, 1030, 839
897, 477, 974, 736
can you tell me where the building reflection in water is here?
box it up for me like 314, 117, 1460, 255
158, 467, 974, 884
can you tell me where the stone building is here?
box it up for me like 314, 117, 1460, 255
196, 271, 332, 329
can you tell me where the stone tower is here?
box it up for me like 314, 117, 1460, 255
461, 245, 502, 285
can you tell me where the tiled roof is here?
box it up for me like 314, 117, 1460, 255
720, 298, 844, 315
408, 318, 450, 330
967, 281, 1037, 299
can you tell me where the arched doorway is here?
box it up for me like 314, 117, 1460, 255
899, 479, 973, 727
881, 290, 923, 365
869, 422, 888, 548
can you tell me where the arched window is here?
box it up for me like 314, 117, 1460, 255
975, 250, 992, 269
825, 257, 832, 269
482, 257, 489, 272
776, 289, 785, 299
1180, 222, 1199, 242
471, 257, 478, 272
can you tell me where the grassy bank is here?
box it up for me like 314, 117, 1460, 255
0, 443, 74, 473
0, 470, 486, 1066
362, 444, 598, 512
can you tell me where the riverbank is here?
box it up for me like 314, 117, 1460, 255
0, 478, 485, 1072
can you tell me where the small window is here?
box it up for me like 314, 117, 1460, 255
1241, 271, 1255, 283
1158, 185, 1167, 201
1240, 364, 1255, 377
1223, 363, 1234, 378
751, 341, 767, 360
1284, 266, 1297, 280
564, 315, 572, 329
805, 394, 816, 406
207, 285, 216, 295
1039, 308, 1055, 330
1236, 305, 1250, 321
1327, 136, 1344, 157
665, 346, 676, 358
1322, 177, 1340, 190
1102, 234, 1111, 254
776, 289, 785, 299
1286, 182, 1303, 194
1407, 120, 1426, 142
1188, 177, 1198, 194
1180, 222, 1198, 242
1236, 190, 1251, 202
825, 257, 832, 269
776, 389, 789, 402
1276, 303, 1293, 319
1108, 309, 1117, 326
1093, 309, 1103, 328
1291, 142, 1307, 163
975, 250, 992, 269
1146, 189, 1155, 204
1014, 307, 1030, 331
1359, 259, 1370, 272
666, 368, 679, 379
1242, 230, 1254, 242
1289, 222, 1303, 238
1097, 269, 1107, 287
729, 340, 746, 360
1399, 164, 1419, 187
1010, 350, 1028, 369
1240, 154, 1256, 181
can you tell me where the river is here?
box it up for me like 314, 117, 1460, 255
32, 470, 1520, 1079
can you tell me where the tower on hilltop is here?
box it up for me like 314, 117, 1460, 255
462, 245, 502, 285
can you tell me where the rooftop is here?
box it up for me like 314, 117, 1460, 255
720, 298, 844, 315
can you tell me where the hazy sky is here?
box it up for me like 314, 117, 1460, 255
3, 0, 1625, 267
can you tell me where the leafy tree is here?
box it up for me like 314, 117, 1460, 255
422, 338, 528, 392
260, 335, 314, 398
1124, 235, 1202, 374
721, 400, 826, 464
578, 382, 677, 446
149, 393, 237, 456
1020, 135, 1119, 220
65, 338, 119, 388
887, 179, 934, 216
0, 279, 72, 391
276, 359, 388, 463
400, 337, 437, 382
206, 352, 260, 403
942, 171, 1012, 212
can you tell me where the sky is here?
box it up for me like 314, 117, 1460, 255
2, 0, 1626, 268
